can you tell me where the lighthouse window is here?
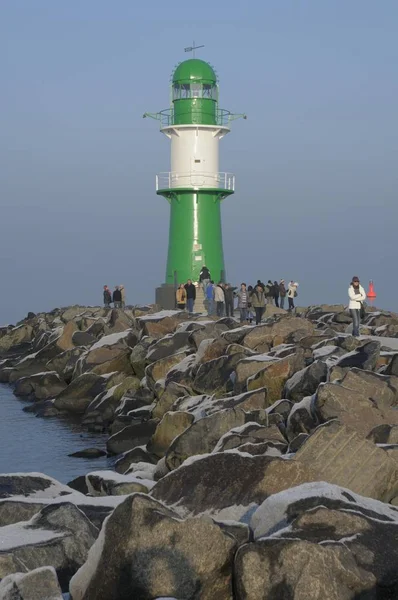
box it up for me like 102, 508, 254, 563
172, 83, 217, 100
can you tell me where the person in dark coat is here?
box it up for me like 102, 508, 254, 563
273, 281, 280, 307
184, 279, 196, 314
112, 286, 122, 308
199, 266, 211, 294
224, 284, 235, 317
279, 280, 287, 309
103, 285, 112, 308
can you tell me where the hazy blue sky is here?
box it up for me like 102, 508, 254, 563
1, 1, 397, 323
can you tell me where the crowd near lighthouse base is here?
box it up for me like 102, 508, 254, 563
145, 56, 245, 309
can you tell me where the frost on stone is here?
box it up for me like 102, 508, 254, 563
251, 481, 398, 540
89, 330, 132, 351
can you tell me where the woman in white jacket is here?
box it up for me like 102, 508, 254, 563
348, 276, 366, 337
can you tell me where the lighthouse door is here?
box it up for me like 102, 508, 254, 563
191, 158, 205, 187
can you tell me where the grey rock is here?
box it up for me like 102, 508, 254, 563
0, 566, 63, 599
106, 419, 159, 455
0, 502, 98, 591
165, 408, 268, 470
284, 360, 327, 402
151, 452, 316, 520
69, 493, 236, 600
295, 420, 398, 501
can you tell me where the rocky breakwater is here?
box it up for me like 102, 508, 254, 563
2, 303, 398, 597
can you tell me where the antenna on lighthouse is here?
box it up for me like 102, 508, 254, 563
184, 41, 205, 57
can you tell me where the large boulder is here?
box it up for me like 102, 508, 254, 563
314, 380, 398, 437
146, 351, 190, 391
148, 411, 195, 458
242, 317, 314, 350
35, 321, 79, 361
106, 419, 159, 455
151, 452, 316, 520
69, 493, 236, 600
286, 396, 318, 441
138, 312, 182, 338
130, 338, 155, 379
85, 471, 153, 496
193, 353, 247, 395
83, 376, 141, 426
165, 408, 268, 470
0, 503, 98, 591
234, 537, 374, 600
152, 381, 191, 420
164, 354, 196, 388
46, 347, 86, 383
0, 566, 63, 599
234, 354, 278, 393
72, 331, 97, 347
238, 481, 398, 600
4, 353, 49, 384
0, 324, 34, 354
77, 330, 137, 376
246, 351, 306, 405
146, 331, 192, 362
53, 373, 109, 413
0, 473, 74, 499
284, 360, 328, 402
334, 340, 381, 371
14, 371, 67, 400
295, 420, 398, 501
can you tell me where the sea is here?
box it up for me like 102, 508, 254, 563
0, 383, 113, 483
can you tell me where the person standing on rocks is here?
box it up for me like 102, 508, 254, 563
112, 286, 122, 308
103, 285, 112, 308
214, 282, 225, 317
287, 281, 298, 312
348, 276, 366, 337
250, 284, 266, 325
237, 283, 250, 323
224, 284, 235, 318
184, 279, 196, 314
279, 280, 287, 309
199, 265, 211, 295
273, 281, 280, 307
206, 280, 215, 316
247, 285, 254, 323
119, 285, 126, 308
176, 283, 187, 310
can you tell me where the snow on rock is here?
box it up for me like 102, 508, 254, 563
0, 473, 75, 500
85, 470, 154, 496
251, 481, 398, 540
0, 503, 98, 590
137, 310, 181, 322
89, 330, 132, 351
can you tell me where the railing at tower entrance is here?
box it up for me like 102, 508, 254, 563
156, 171, 235, 192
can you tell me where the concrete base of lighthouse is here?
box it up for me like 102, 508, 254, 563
155, 282, 207, 313
155, 284, 176, 310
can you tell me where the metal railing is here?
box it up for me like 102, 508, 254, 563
144, 109, 246, 129
156, 171, 235, 191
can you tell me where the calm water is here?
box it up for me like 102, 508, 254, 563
0, 384, 114, 483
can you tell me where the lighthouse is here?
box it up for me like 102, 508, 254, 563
145, 52, 245, 309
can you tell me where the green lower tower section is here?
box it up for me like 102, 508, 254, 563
157, 188, 233, 284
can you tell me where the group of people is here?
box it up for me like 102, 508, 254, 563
103, 285, 126, 309
176, 266, 299, 325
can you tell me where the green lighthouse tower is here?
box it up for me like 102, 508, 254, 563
145, 55, 245, 307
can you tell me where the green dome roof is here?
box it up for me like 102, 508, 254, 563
172, 59, 217, 85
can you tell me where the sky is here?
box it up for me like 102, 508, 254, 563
1, 0, 397, 323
